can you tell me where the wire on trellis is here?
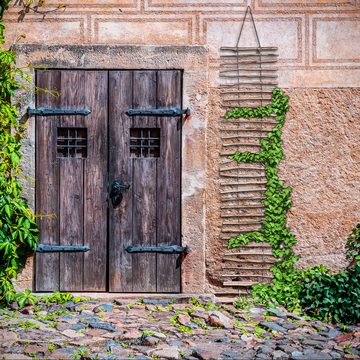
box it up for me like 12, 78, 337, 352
219, 6, 279, 109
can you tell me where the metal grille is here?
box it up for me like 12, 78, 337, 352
130, 128, 160, 158
57, 128, 87, 158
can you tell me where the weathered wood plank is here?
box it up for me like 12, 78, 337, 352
35, 70, 61, 291
132, 71, 157, 292
59, 70, 85, 291
156, 70, 182, 293
108, 71, 134, 292
83, 71, 108, 291
59, 159, 84, 291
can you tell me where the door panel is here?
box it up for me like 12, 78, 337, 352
58, 71, 85, 292
132, 71, 157, 292
156, 71, 182, 292
35, 70, 61, 291
108, 71, 134, 292
83, 71, 108, 291
35, 70, 108, 292
108, 70, 182, 293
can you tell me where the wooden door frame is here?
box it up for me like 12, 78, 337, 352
14, 44, 208, 294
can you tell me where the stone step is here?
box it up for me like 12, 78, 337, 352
221, 273, 273, 278
223, 258, 278, 264
223, 281, 258, 287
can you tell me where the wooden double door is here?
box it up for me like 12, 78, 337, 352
35, 70, 182, 293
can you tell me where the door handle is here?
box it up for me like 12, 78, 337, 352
110, 180, 130, 208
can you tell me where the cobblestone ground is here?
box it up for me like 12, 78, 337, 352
0, 298, 359, 360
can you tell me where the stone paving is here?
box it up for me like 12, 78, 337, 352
0, 297, 359, 360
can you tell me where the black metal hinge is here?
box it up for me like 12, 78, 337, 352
126, 245, 189, 254
36, 244, 90, 253
126, 108, 190, 117
27, 108, 91, 116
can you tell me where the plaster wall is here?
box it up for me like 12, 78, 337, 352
3, 0, 359, 292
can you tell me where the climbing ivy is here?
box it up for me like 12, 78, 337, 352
0, 4, 39, 305
225, 88, 303, 310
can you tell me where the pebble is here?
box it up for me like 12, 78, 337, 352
119, 330, 143, 340
150, 346, 180, 359
272, 350, 289, 360
61, 329, 85, 338
141, 335, 159, 346
207, 310, 234, 329
93, 304, 113, 313
267, 308, 288, 319
260, 321, 288, 333
70, 322, 86, 330
142, 298, 172, 306
89, 321, 116, 332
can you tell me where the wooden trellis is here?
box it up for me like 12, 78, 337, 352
216, 6, 279, 302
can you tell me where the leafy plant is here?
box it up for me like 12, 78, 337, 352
299, 264, 360, 323
254, 325, 266, 337
226, 88, 300, 310
191, 316, 207, 329
169, 311, 193, 334
18, 319, 40, 330
47, 344, 56, 353
0, 8, 39, 305
233, 296, 254, 310
142, 330, 155, 336
73, 346, 90, 360
14, 289, 38, 307
36, 309, 69, 321
40, 291, 86, 305
345, 222, 360, 267
189, 297, 220, 311
298, 229, 360, 324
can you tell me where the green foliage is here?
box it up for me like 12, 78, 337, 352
345, 222, 360, 267
299, 264, 360, 324
169, 311, 193, 334
39, 291, 86, 304
14, 289, 38, 307
0, 18, 39, 305
226, 91, 360, 323
0, 0, 11, 44
191, 316, 207, 329
47, 344, 56, 353
232, 296, 254, 310
18, 319, 40, 330
142, 330, 155, 336
297, 225, 360, 324
226, 88, 300, 310
189, 296, 220, 311
73, 346, 90, 360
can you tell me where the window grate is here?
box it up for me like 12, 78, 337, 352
57, 128, 87, 158
130, 128, 160, 158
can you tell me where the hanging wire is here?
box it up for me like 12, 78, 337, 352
235, 6, 264, 107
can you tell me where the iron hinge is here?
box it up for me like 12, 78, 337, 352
36, 244, 90, 253
126, 245, 189, 254
126, 108, 190, 117
27, 107, 91, 116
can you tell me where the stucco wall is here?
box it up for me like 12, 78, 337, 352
4, 0, 359, 292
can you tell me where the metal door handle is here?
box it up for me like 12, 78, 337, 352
110, 180, 130, 208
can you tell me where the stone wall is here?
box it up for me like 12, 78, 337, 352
4, 0, 360, 293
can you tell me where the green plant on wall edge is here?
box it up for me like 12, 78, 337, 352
226, 89, 360, 324
0, 2, 39, 305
